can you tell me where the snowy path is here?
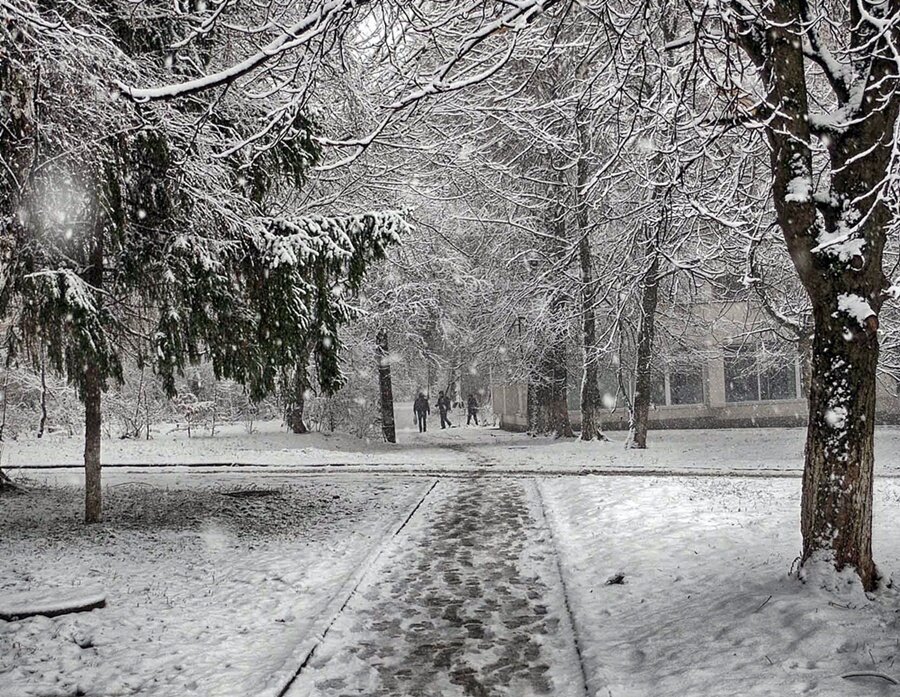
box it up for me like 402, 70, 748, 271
284, 478, 587, 697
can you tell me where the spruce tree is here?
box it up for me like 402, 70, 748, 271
0, 1, 408, 521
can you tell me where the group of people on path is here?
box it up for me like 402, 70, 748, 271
413, 391, 481, 433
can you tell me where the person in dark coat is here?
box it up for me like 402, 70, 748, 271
437, 391, 452, 429
466, 393, 480, 426
413, 393, 430, 433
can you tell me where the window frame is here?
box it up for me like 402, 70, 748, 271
724, 344, 801, 404
653, 360, 706, 407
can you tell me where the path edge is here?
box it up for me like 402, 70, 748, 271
259, 477, 439, 697
533, 478, 600, 697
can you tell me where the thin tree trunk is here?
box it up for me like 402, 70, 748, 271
37, 346, 47, 438
627, 9, 676, 450
286, 359, 310, 434
574, 125, 601, 440
131, 365, 145, 439
628, 244, 660, 450
579, 233, 601, 441
83, 209, 104, 524
0, 361, 9, 443
549, 339, 573, 438
83, 362, 102, 523
526, 378, 537, 434
0, 362, 10, 493
209, 385, 217, 437
375, 329, 396, 443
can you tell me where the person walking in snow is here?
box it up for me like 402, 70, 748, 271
413, 393, 430, 433
437, 391, 452, 429
466, 393, 480, 426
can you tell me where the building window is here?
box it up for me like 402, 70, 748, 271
725, 353, 759, 402
725, 346, 798, 403
760, 362, 796, 400
669, 365, 704, 405
650, 362, 704, 406
651, 372, 667, 406
593, 361, 706, 408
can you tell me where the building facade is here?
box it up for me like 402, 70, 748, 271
492, 299, 900, 431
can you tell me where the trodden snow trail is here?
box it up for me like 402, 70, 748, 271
284, 477, 588, 697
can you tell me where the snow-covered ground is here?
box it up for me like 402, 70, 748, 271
0, 477, 429, 697
6, 417, 900, 696
542, 476, 900, 696
7, 410, 900, 476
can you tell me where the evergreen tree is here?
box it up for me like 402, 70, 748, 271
0, 0, 407, 520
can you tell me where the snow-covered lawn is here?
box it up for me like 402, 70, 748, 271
0, 477, 428, 697
8, 416, 900, 475
542, 476, 900, 697
7, 423, 900, 696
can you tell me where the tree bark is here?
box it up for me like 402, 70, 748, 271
37, 347, 47, 438
530, 206, 574, 439
286, 359, 310, 434
375, 329, 396, 443
83, 361, 102, 523
574, 107, 602, 441
0, 362, 9, 443
579, 228, 602, 441
548, 338, 573, 438
627, 241, 660, 450
526, 379, 537, 434
83, 206, 104, 524
801, 298, 878, 587
0, 371, 14, 492
747, 1, 900, 589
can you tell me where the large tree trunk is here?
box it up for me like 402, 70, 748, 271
754, 1, 900, 590
793, 147, 888, 592
801, 298, 878, 588
375, 329, 396, 443
627, 245, 660, 449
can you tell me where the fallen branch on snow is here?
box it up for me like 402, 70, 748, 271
0, 588, 107, 621
753, 595, 772, 613
841, 672, 900, 685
